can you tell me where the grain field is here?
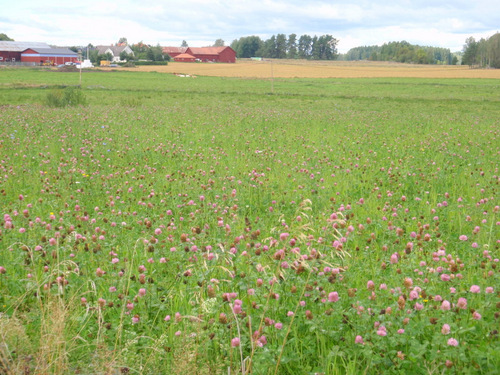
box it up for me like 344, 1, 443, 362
121, 59, 500, 79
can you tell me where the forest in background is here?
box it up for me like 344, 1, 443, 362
343, 32, 500, 67
342, 41, 455, 65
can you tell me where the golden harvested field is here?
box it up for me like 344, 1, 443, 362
122, 59, 500, 79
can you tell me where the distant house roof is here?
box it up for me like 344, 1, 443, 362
96, 45, 133, 56
0, 41, 50, 52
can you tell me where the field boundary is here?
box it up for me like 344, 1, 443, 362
120, 59, 500, 79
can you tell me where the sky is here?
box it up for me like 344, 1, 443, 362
1, 0, 498, 53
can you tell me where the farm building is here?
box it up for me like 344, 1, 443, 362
163, 46, 236, 63
186, 47, 236, 63
173, 53, 197, 62
162, 46, 188, 59
96, 45, 134, 62
21, 48, 78, 65
0, 41, 50, 63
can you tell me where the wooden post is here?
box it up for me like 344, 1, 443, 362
270, 60, 274, 94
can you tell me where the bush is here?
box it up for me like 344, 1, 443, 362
44, 87, 87, 107
132, 61, 168, 66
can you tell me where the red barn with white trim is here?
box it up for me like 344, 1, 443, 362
21, 47, 78, 65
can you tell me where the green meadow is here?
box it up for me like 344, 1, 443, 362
0, 67, 499, 374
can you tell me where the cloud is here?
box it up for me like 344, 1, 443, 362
1, 0, 498, 52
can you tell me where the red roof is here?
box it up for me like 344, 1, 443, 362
188, 47, 230, 55
163, 47, 188, 54
174, 53, 196, 59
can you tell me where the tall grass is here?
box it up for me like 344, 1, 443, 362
44, 87, 87, 107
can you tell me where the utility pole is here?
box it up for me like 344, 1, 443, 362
78, 49, 82, 87
270, 60, 274, 94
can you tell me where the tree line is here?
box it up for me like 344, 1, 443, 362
3, 31, 499, 67
230, 34, 339, 60
343, 41, 455, 64
462, 33, 500, 68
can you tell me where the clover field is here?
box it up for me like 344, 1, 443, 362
0, 67, 499, 374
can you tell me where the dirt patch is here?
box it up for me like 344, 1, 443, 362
57, 65, 79, 73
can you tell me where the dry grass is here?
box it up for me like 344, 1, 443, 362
1, 294, 96, 375
169, 339, 214, 375
121, 59, 500, 79
0, 314, 33, 375
35, 299, 71, 374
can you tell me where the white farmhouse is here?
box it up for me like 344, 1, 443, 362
96, 45, 134, 62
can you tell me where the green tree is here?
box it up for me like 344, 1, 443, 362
230, 39, 239, 54
120, 51, 132, 61
462, 37, 478, 67
287, 33, 297, 59
0, 33, 13, 41
89, 49, 99, 63
117, 37, 128, 45
150, 44, 165, 61
298, 35, 312, 59
315, 35, 338, 60
275, 34, 287, 59
477, 38, 488, 66
213, 39, 225, 47
181, 40, 188, 47
131, 41, 150, 60
458, 32, 500, 68
486, 32, 500, 68
344, 46, 381, 61
416, 49, 428, 64
95, 54, 110, 65
231, 36, 263, 58
360, 41, 451, 64
263, 35, 277, 58
311, 36, 320, 60
132, 41, 149, 54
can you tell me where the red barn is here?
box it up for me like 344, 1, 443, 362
162, 46, 188, 59
0, 41, 50, 63
186, 47, 236, 63
21, 47, 78, 65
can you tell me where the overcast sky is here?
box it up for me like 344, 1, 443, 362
1, 0, 498, 53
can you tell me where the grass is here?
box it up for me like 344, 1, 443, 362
0, 65, 498, 374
